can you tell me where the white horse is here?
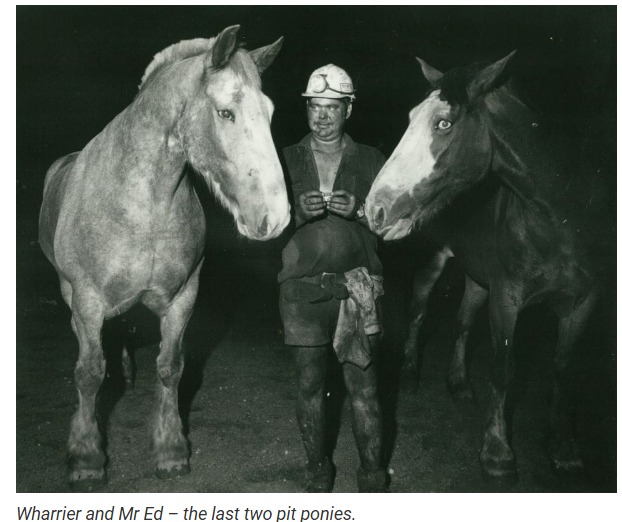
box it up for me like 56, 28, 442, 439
38, 25, 290, 489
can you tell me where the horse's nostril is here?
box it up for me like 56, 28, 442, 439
373, 206, 385, 230
258, 214, 269, 236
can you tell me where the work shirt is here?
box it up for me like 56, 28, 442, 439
278, 133, 385, 283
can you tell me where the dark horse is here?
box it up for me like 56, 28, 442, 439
38, 25, 290, 489
366, 52, 596, 483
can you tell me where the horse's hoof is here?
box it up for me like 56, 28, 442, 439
402, 359, 416, 374
155, 461, 190, 479
69, 469, 107, 492
550, 457, 585, 483
402, 362, 421, 392
480, 458, 519, 488
548, 438, 584, 480
447, 379, 476, 404
402, 352, 417, 369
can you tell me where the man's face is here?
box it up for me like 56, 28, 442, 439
306, 97, 352, 142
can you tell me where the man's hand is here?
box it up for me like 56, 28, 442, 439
298, 190, 326, 221
327, 189, 357, 218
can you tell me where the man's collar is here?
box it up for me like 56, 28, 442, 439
296, 133, 357, 155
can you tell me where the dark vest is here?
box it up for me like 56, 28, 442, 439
278, 133, 385, 283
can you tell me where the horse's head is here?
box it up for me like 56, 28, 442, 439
366, 51, 516, 240
174, 26, 290, 240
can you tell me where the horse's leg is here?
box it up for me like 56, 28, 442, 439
479, 287, 520, 484
120, 317, 135, 388
65, 281, 108, 489
121, 344, 134, 388
152, 265, 201, 478
342, 336, 387, 492
447, 275, 488, 401
404, 247, 452, 381
548, 289, 597, 475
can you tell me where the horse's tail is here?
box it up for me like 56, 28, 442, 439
39, 152, 80, 267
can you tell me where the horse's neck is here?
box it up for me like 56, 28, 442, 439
490, 130, 570, 235
440, 174, 499, 225
493, 180, 568, 262
122, 93, 187, 193
84, 59, 198, 204
485, 88, 568, 212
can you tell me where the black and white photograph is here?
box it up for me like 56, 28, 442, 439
16, 4, 616, 497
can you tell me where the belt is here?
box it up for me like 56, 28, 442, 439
283, 272, 350, 302
297, 272, 346, 288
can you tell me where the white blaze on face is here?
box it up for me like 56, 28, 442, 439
205, 69, 289, 239
379, 90, 450, 194
241, 91, 292, 238
366, 90, 452, 239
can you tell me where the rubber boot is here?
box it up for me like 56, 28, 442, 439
357, 467, 389, 493
305, 457, 336, 493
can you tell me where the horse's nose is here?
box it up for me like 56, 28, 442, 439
369, 204, 385, 231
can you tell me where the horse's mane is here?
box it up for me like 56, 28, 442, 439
139, 37, 217, 90
481, 82, 589, 221
138, 37, 260, 93
437, 63, 483, 106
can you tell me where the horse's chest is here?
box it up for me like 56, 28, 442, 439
57, 193, 205, 307
442, 211, 496, 288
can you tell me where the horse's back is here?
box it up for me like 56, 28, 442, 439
39, 152, 80, 269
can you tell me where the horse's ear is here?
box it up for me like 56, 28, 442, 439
211, 25, 241, 69
467, 50, 517, 100
249, 36, 284, 75
416, 57, 443, 86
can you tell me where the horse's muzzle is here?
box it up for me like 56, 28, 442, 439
237, 209, 290, 240
366, 200, 412, 239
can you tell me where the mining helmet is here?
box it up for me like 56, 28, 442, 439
302, 64, 356, 101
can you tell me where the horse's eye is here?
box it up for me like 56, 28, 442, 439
436, 119, 452, 131
218, 109, 235, 122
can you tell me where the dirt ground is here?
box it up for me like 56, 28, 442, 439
16, 204, 616, 493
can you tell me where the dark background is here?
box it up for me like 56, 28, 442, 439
16, 4, 618, 271
16, 6, 616, 493
17, 5, 616, 196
